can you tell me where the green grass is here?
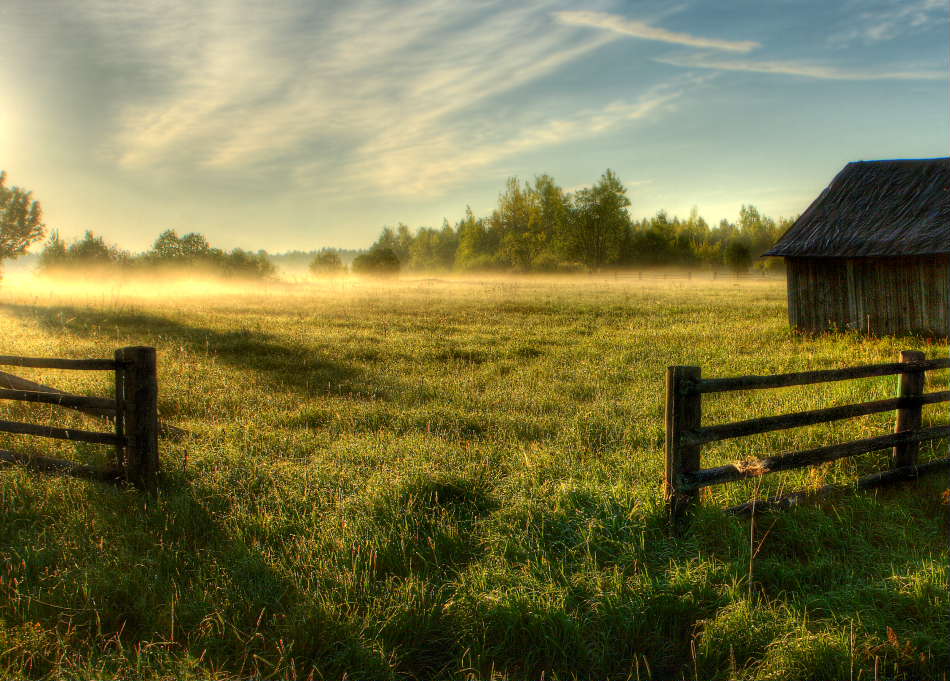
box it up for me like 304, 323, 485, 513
0, 275, 944, 680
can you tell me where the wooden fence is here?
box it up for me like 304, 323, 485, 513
664, 351, 950, 520
0, 346, 159, 490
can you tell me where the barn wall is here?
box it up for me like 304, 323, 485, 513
786, 256, 950, 336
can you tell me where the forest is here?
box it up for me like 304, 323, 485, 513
351, 169, 791, 275
28, 170, 792, 279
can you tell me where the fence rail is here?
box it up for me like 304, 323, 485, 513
664, 350, 950, 521
0, 355, 119, 371
0, 346, 159, 490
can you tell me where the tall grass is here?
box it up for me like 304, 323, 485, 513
0, 275, 944, 680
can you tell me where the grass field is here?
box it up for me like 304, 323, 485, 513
0, 274, 945, 680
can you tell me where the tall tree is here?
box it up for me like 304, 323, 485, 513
489, 177, 539, 271
0, 171, 46, 266
564, 169, 631, 270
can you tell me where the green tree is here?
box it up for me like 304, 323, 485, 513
38, 230, 67, 271
149, 229, 183, 260
309, 249, 346, 276
488, 177, 539, 271
455, 207, 497, 271
352, 247, 400, 277
38, 230, 127, 273
532, 174, 570, 269
724, 240, 753, 273
564, 169, 630, 270
179, 232, 212, 259
0, 171, 46, 266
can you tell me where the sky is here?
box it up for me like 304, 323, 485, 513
1, 0, 947, 253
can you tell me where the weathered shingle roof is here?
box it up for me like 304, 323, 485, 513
765, 158, 950, 258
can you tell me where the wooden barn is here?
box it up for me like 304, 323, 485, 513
764, 157, 950, 337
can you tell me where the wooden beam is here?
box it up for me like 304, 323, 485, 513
117, 347, 159, 491
726, 456, 950, 515
684, 391, 949, 446
665, 366, 702, 522
0, 370, 114, 417
682, 425, 950, 490
0, 388, 116, 412
0, 369, 186, 440
0, 356, 117, 370
694, 358, 950, 394
0, 419, 122, 446
893, 350, 925, 468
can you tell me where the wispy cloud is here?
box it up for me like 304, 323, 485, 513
656, 54, 946, 81
70, 0, 647, 196
340, 84, 685, 197
832, 0, 948, 44
554, 10, 759, 53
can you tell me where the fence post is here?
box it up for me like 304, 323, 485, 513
117, 346, 159, 491
665, 365, 702, 522
113, 349, 127, 473
893, 350, 925, 469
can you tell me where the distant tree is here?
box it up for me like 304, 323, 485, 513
309, 249, 346, 276
149, 229, 184, 260
179, 232, 212, 259
488, 177, 549, 271
141, 229, 274, 278
532, 174, 570, 268
352, 246, 400, 276
221, 248, 276, 278
724, 240, 753, 273
564, 169, 630, 270
38, 230, 68, 270
373, 224, 413, 264
38, 230, 128, 273
454, 207, 498, 271
0, 171, 46, 268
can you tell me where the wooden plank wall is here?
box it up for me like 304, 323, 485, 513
787, 256, 950, 336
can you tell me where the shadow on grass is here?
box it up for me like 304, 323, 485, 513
0, 471, 393, 679
0, 303, 393, 402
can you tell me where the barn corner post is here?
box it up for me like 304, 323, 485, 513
664, 365, 701, 525
117, 346, 159, 491
893, 350, 925, 470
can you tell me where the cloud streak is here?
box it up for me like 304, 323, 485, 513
342, 84, 685, 197
833, 0, 948, 44
554, 10, 760, 53
656, 54, 946, 81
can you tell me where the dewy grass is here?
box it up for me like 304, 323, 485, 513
0, 275, 944, 680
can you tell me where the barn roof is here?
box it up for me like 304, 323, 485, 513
765, 158, 950, 258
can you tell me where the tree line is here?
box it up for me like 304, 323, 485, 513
342, 169, 792, 275
39, 229, 275, 279
2, 168, 793, 280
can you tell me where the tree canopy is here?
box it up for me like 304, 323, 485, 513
362, 169, 791, 274
39, 228, 275, 279
309, 249, 346, 276
0, 171, 46, 265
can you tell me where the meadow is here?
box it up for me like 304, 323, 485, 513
0, 273, 945, 680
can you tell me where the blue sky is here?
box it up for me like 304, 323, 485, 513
1, 0, 947, 252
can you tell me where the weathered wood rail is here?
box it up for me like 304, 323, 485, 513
664, 351, 950, 520
0, 346, 159, 490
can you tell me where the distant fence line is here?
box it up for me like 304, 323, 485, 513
0, 347, 160, 490
664, 351, 950, 521
615, 270, 780, 281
